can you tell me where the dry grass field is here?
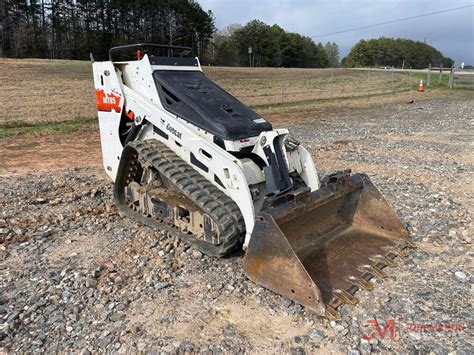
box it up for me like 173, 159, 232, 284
1, 58, 425, 126
207, 66, 415, 107
0, 59, 96, 125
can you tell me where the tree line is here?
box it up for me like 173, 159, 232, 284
210, 20, 340, 68
342, 37, 454, 69
1, 0, 214, 60
1, 2, 452, 69
1, 0, 340, 68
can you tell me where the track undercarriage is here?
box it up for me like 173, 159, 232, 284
114, 140, 245, 256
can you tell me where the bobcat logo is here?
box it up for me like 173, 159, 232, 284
166, 123, 182, 139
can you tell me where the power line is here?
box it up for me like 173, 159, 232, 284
310, 4, 474, 38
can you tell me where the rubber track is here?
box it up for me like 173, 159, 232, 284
114, 139, 245, 256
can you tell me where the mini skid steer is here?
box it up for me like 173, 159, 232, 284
92, 44, 415, 319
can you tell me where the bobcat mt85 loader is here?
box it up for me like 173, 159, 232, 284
92, 44, 415, 319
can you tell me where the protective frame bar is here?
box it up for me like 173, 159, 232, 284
109, 43, 193, 61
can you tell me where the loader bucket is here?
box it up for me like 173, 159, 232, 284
243, 171, 415, 319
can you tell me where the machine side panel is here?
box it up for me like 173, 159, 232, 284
92, 61, 124, 181
122, 86, 257, 240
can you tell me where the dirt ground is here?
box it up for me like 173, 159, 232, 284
1, 89, 472, 353
0, 129, 101, 175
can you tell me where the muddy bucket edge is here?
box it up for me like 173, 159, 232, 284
243, 212, 327, 316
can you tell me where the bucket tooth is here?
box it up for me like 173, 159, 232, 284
358, 266, 385, 280
349, 276, 374, 291
394, 246, 409, 257
404, 240, 417, 248
334, 289, 359, 305
371, 265, 387, 279
325, 305, 341, 320
383, 256, 398, 267
369, 256, 386, 267
370, 255, 397, 268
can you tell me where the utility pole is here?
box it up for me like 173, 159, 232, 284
248, 47, 252, 68
427, 63, 431, 86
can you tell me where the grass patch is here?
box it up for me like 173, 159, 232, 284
0, 117, 96, 139
408, 72, 474, 91
410, 72, 450, 89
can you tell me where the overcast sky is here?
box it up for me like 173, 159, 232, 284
198, 0, 474, 65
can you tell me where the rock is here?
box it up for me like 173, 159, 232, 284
191, 249, 202, 259
162, 344, 176, 352
179, 341, 195, 351
223, 324, 236, 337
92, 267, 102, 278
287, 304, 302, 315
389, 299, 402, 311
154, 282, 170, 291
116, 303, 127, 311
99, 335, 113, 348
31, 339, 44, 347
308, 329, 325, 342
49, 197, 62, 206
7, 310, 20, 322
34, 229, 52, 238
47, 314, 64, 324
13, 226, 26, 236
109, 312, 125, 322
368, 338, 378, 346
270, 341, 282, 351
164, 244, 173, 253
282, 298, 293, 308
454, 271, 467, 280
360, 342, 371, 353
294, 335, 309, 344
289, 347, 305, 355
85, 278, 97, 288
115, 276, 124, 285
408, 331, 422, 340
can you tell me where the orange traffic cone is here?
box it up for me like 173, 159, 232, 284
417, 79, 424, 92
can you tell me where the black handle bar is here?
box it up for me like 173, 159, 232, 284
109, 43, 192, 61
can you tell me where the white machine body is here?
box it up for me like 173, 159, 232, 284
93, 53, 320, 246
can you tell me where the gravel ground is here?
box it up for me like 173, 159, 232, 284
1, 93, 473, 353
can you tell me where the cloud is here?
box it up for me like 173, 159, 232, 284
199, 0, 474, 64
